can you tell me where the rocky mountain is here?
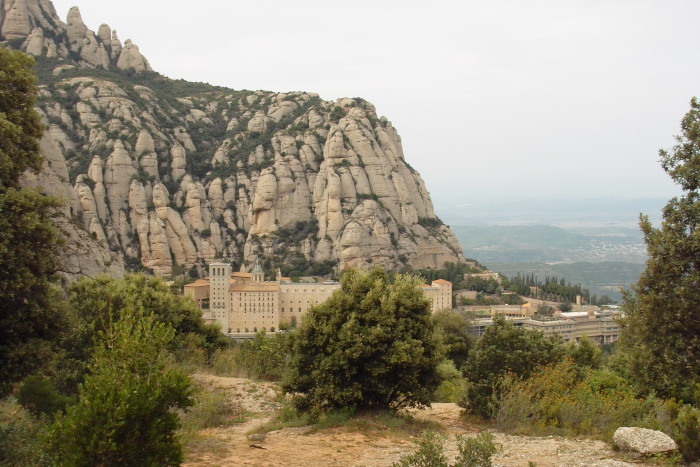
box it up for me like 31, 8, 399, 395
1, 0, 464, 278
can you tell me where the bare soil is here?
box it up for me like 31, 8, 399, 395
183, 374, 639, 467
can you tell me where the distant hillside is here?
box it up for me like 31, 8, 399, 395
487, 261, 645, 302
452, 225, 646, 264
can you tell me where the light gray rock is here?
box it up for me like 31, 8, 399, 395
97, 23, 111, 42
116, 39, 152, 72
613, 427, 677, 455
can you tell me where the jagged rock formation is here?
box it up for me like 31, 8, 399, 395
3, 0, 464, 277
1, 1, 150, 71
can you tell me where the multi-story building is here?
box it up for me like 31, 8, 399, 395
470, 309, 621, 345
198, 259, 340, 334
421, 279, 452, 312
186, 261, 453, 334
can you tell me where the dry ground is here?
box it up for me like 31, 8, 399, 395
183, 374, 639, 467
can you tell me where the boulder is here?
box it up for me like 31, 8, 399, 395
612, 427, 677, 455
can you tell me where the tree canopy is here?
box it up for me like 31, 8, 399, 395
0, 47, 65, 395
619, 97, 700, 403
47, 308, 193, 466
283, 268, 442, 412
461, 316, 565, 417
0, 46, 44, 188
53, 274, 228, 392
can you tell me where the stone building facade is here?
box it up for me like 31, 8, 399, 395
421, 279, 453, 312
187, 260, 453, 334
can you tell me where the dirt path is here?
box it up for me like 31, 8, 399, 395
183, 375, 637, 467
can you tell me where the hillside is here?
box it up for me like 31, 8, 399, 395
1, 0, 464, 278
487, 261, 644, 302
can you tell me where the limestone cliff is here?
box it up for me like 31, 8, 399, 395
3, 0, 464, 277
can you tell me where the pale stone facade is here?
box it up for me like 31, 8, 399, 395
195, 259, 340, 334
279, 281, 340, 326
187, 263, 453, 334
421, 279, 452, 312
470, 310, 621, 345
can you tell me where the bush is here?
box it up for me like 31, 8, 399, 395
0, 410, 50, 466
210, 330, 289, 381
496, 359, 657, 439
47, 309, 194, 466
672, 403, 700, 462
393, 431, 448, 467
433, 360, 467, 403
455, 432, 497, 466
284, 268, 441, 413
17, 375, 71, 416
393, 431, 497, 467
461, 317, 565, 417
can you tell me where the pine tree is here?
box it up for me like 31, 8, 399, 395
619, 97, 700, 402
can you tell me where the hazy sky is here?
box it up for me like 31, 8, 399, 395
50, 0, 700, 211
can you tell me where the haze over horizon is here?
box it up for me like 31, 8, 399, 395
49, 0, 699, 214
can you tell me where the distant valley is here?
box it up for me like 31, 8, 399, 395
449, 223, 648, 302
451, 225, 646, 264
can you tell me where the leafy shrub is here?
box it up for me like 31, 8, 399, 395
456, 432, 497, 466
0, 408, 50, 466
393, 431, 448, 467
47, 309, 194, 466
461, 317, 565, 417
393, 431, 497, 467
211, 330, 289, 381
17, 375, 71, 416
433, 360, 467, 403
284, 269, 441, 413
670, 403, 700, 462
496, 359, 657, 439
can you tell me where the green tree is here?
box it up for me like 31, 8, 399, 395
283, 268, 442, 412
432, 310, 472, 369
565, 336, 602, 369
461, 317, 565, 417
47, 308, 193, 466
0, 47, 66, 395
54, 274, 227, 393
619, 97, 700, 402
0, 46, 44, 188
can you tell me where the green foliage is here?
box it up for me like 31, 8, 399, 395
431, 310, 472, 369
47, 308, 194, 466
433, 360, 467, 403
672, 403, 700, 462
393, 431, 497, 467
220, 330, 289, 381
414, 261, 484, 291
283, 268, 442, 412
495, 359, 654, 439
393, 431, 448, 467
565, 337, 602, 369
461, 317, 565, 417
329, 106, 345, 122
0, 47, 66, 396
618, 97, 700, 403
0, 407, 50, 466
455, 432, 497, 467
417, 217, 444, 229
0, 47, 44, 189
17, 375, 71, 416
54, 274, 227, 393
